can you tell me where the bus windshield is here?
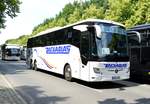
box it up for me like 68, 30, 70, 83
6, 48, 20, 56
93, 24, 128, 61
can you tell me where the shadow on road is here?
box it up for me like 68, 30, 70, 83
98, 98, 150, 104
1, 84, 150, 104
15, 85, 70, 104
14, 84, 150, 104
37, 69, 126, 89
0, 60, 27, 75
98, 98, 126, 104
75, 79, 126, 89
129, 77, 150, 85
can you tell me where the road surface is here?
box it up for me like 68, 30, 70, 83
0, 59, 150, 104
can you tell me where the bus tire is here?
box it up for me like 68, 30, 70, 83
29, 60, 32, 69
33, 61, 38, 71
64, 65, 72, 81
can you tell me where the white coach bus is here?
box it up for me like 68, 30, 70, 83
1, 44, 21, 60
26, 19, 130, 82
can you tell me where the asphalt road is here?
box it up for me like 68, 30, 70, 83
0, 59, 150, 104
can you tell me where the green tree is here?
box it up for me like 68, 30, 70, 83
57, 3, 76, 22
0, 0, 21, 28
126, 0, 150, 27
82, 4, 104, 19
105, 0, 133, 25
68, 8, 82, 23
6, 35, 29, 45
56, 17, 67, 26
90, 0, 108, 11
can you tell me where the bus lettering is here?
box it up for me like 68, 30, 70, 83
46, 45, 71, 54
104, 64, 127, 68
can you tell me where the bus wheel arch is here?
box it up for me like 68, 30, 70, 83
64, 64, 72, 81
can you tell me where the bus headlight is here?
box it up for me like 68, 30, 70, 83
93, 67, 102, 74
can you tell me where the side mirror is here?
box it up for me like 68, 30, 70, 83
127, 31, 141, 44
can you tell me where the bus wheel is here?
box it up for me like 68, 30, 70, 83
64, 65, 72, 81
29, 60, 32, 69
33, 61, 38, 71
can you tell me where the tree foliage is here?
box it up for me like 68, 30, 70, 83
82, 4, 104, 19
0, 0, 21, 28
5, 35, 29, 45
6, 0, 150, 45
125, 0, 150, 27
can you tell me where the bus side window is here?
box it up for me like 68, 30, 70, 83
64, 28, 81, 47
56, 30, 65, 45
68, 31, 72, 44
65, 29, 73, 44
72, 29, 81, 48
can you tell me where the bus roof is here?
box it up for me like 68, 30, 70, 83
1, 43, 19, 46
1, 44, 20, 49
128, 24, 150, 31
1, 44, 20, 47
31, 19, 125, 38
6, 45, 21, 49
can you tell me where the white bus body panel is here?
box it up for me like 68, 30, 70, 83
88, 62, 130, 82
79, 62, 130, 82
31, 45, 81, 79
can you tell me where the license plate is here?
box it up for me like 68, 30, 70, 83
112, 76, 120, 80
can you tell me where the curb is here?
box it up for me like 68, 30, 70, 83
0, 72, 27, 104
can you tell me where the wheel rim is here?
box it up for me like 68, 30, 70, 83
65, 68, 71, 78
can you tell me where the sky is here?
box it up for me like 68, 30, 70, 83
0, 0, 77, 45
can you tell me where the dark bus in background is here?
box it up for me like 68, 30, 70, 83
1, 44, 21, 61
127, 24, 150, 79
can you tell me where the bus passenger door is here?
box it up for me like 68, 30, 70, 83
80, 31, 91, 81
